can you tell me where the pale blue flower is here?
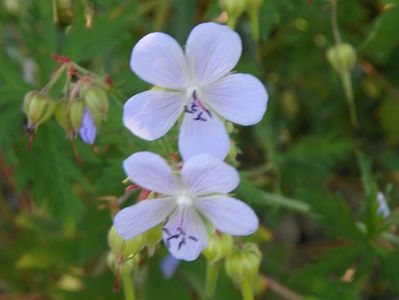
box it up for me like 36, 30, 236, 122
123, 22, 268, 160
114, 152, 258, 261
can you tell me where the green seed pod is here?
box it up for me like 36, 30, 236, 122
68, 99, 85, 131
225, 243, 262, 286
108, 226, 144, 260
326, 43, 357, 74
203, 232, 234, 264
83, 85, 109, 120
219, 0, 246, 28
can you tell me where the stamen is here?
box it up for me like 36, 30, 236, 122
163, 222, 198, 250
184, 87, 213, 122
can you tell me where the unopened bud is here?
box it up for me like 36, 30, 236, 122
23, 91, 37, 115
83, 85, 109, 122
219, 0, 246, 28
327, 43, 356, 74
55, 100, 73, 133
225, 243, 262, 286
107, 251, 139, 275
25, 92, 56, 129
203, 232, 234, 263
68, 99, 85, 131
108, 226, 144, 260
142, 224, 162, 256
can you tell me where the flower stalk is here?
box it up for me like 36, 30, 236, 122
241, 278, 254, 300
121, 267, 135, 300
205, 261, 221, 299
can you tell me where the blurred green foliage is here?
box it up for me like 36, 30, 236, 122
1, 0, 399, 299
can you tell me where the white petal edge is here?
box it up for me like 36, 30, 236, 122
162, 206, 208, 261
196, 195, 259, 236
204, 73, 268, 125
123, 90, 185, 141
114, 198, 176, 240
185, 22, 242, 86
181, 154, 239, 196
178, 112, 230, 161
123, 151, 179, 195
130, 32, 189, 89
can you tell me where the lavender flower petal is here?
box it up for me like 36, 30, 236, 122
79, 108, 97, 144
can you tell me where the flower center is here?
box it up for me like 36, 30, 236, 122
176, 194, 193, 206
184, 86, 213, 122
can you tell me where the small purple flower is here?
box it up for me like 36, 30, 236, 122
123, 22, 268, 160
79, 108, 97, 144
113, 152, 258, 261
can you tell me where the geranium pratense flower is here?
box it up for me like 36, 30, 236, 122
114, 151, 258, 261
123, 22, 268, 160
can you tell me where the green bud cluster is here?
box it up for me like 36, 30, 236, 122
22, 57, 111, 147
225, 242, 262, 286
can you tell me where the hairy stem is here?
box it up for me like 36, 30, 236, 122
205, 261, 220, 299
241, 278, 254, 300
122, 268, 135, 300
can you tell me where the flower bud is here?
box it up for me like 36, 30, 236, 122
107, 251, 139, 275
55, 100, 73, 133
203, 232, 234, 263
326, 43, 357, 74
68, 99, 85, 131
108, 226, 144, 260
83, 85, 109, 122
225, 243, 262, 286
23, 91, 37, 115
142, 224, 162, 256
219, 0, 246, 28
25, 92, 56, 130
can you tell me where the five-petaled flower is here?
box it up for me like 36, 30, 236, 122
123, 22, 268, 160
114, 151, 259, 261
